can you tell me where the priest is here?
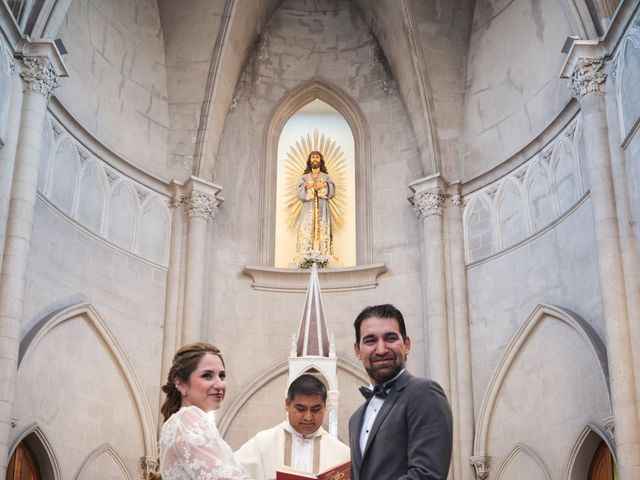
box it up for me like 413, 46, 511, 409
234, 374, 350, 479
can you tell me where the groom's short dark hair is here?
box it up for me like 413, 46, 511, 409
353, 304, 407, 343
287, 374, 327, 402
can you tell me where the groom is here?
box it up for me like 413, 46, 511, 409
348, 304, 453, 480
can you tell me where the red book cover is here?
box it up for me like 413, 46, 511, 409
276, 460, 351, 480
317, 460, 350, 480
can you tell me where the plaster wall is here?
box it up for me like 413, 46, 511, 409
55, 0, 170, 178
412, 0, 473, 180
22, 197, 166, 417
464, 0, 574, 181
488, 313, 610, 478
618, 26, 640, 253
14, 316, 144, 478
626, 129, 640, 256
467, 197, 603, 416
158, 0, 226, 177
209, 0, 424, 442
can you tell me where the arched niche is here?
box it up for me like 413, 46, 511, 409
496, 179, 527, 249
37, 118, 56, 194
75, 160, 107, 234
106, 181, 138, 250
525, 160, 556, 232
49, 138, 80, 215
553, 140, 579, 214
274, 99, 356, 267
260, 78, 372, 267
464, 195, 494, 263
135, 196, 170, 265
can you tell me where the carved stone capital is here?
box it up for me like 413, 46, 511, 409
140, 456, 159, 480
568, 58, 606, 100
413, 189, 445, 218
184, 190, 218, 220
170, 194, 185, 210
470, 455, 489, 480
20, 57, 60, 99
603, 415, 615, 440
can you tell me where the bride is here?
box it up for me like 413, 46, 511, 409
158, 343, 247, 479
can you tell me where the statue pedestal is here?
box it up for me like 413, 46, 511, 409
242, 263, 386, 292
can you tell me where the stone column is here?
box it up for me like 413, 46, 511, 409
0, 56, 59, 476
568, 57, 640, 479
446, 188, 475, 480
157, 184, 188, 431
603, 60, 640, 422
0, 60, 23, 264
176, 177, 222, 344
409, 175, 450, 396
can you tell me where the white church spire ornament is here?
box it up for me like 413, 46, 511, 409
288, 264, 340, 436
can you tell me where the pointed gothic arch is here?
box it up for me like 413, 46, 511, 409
495, 443, 552, 480
260, 78, 372, 266
495, 178, 528, 249
463, 194, 495, 263
18, 302, 157, 459
564, 423, 616, 480
473, 304, 609, 461
9, 424, 61, 480
72, 443, 132, 480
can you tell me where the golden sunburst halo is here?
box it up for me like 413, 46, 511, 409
284, 129, 347, 230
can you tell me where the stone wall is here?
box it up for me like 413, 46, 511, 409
464, 117, 586, 263
6, 89, 170, 479
158, 0, 227, 177
464, 0, 574, 180
412, 0, 473, 181
55, 0, 170, 178
617, 23, 640, 254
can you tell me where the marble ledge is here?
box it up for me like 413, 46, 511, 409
243, 263, 387, 293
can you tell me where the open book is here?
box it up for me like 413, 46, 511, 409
275, 460, 351, 480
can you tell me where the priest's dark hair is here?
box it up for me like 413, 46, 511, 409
287, 373, 327, 402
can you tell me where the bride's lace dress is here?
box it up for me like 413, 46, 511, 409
159, 406, 247, 480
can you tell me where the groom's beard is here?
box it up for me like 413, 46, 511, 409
365, 353, 405, 384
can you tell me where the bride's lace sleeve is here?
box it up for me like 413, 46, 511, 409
160, 407, 247, 480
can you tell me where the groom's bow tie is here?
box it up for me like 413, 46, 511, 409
359, 380, 396, 400
359, 385, 386, 400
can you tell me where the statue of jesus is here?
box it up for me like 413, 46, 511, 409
295, 150, 336, 259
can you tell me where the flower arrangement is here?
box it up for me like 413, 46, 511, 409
297, 249, 330, 269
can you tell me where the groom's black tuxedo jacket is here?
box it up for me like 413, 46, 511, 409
348, 371, 453, 480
